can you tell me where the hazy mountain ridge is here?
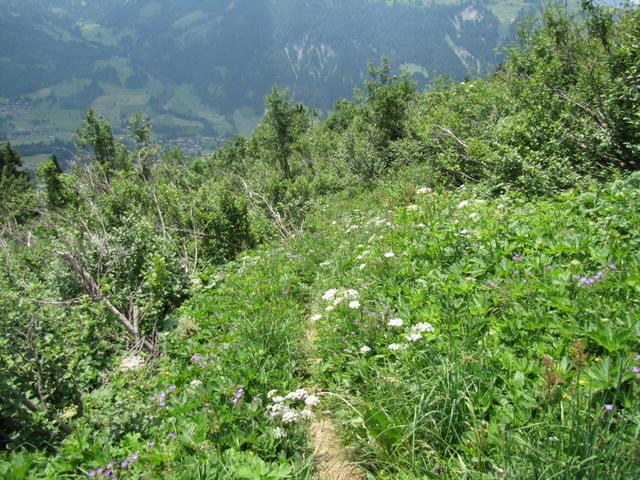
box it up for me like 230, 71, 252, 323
0, 0, 539, 162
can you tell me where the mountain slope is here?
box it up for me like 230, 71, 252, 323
0, 0, 539, 158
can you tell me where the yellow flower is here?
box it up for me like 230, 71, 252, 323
578, 379, 587, 386
562, 393, 569, 400
595, 356, 602, 363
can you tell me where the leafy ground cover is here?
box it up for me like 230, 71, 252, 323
308, 174, 640, 478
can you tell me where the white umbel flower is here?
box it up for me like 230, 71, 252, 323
322, 289, 337, 301
360, 345, 372, 354
413, 322, 434, 333
388, 343, 407, 351
348, 300, 361, 309
388, 318, 404, 327
304, 394, 320, 407
384, 251, 395, 258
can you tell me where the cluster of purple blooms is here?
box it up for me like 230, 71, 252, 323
232, 386, 244, 406
151, 385, 176, 407
87, 453, 139, 478
191, 353, 207, 367
574, 263, 616, 287
633, 354, 640, 376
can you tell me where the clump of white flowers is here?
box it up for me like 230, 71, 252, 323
388, 318, 404, 327
384, 251, 395, 258
416, 187, 432, 195
267, 388, 321, 428
321, 288, 361, 310
360, 345, 372, 354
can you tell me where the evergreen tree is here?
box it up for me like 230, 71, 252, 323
0, 142, 27, 182
263, 87, 306, 180
37, 154, 67, 208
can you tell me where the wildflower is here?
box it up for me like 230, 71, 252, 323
267, 389, 278, 399
190, 379, 202, 387
333, 296, 344, 306
345, 289, 359, 298
322, 289, 338, 300
604, 404, 613, 411
388, 343, 407, 351
512, 253, 523, 262
191, 353, 206, 367
384, 251, 395, 258
348, 300, 361, 309
360, 345, 372, 354
632, 366, 640, 375
285, 389, 307, 400
305, 394, 320, 407
272, 396, 285, 403
319, 261, 331, 267
458, 200, 469, 208
609, 262, 617, 270
167, 385, 176, 392
413, 322, 434, 333
406, 332, 422, 342
636, 354, 640, 361
578, 379, 587, 386
407, 204, 418, 211
310, 313, 322, 321
485, 280, 499, 288
432, 465, 443, 474
147, 441, 156, 447
417, 187, 432, 194
273, 427, 287, 439
359, 263, 367, 270
232, 386, 244, 406
300, 409, 314, 420
167, 432, 177, 440
416, 223, 426, 228
281, 409, 297, 424
87, 471, 96, 478
469, 212, 479, 220
388, 318, 404, 327
325, 305, 335, 312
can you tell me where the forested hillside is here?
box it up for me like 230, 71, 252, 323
0, 0, 538, 163
1, 2, 639, 479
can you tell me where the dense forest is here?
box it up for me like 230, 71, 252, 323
1, 2, 639, 478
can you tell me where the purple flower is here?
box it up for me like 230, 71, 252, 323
191, 353, 207, 367
129, 453, 139, 462
120, 460, 129, 469
512, 253, 524, 262
433, 465, 443, 474
232, 386, 244, 406
632, 366, 640, 375
604, 404, 613, 411
609, 262, 617, 270
167, 432, 177, 440
147, 441, 155, 447
167, 385, 177, 392
87, 471, 96, 478
544, 265, 553, 271
635, 354, 640, 362
485, 280, 499, 288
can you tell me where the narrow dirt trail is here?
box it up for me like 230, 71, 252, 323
306, 321, 366, 480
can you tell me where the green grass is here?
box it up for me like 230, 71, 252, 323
3, 172, 640, 478
307, 174, 640, 478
